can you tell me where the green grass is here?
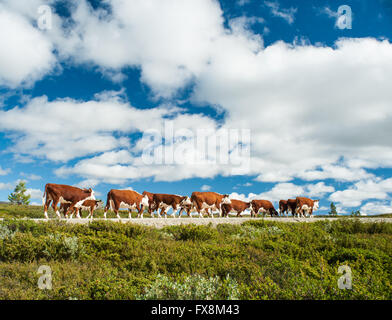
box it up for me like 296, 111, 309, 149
0, 216, 391, 300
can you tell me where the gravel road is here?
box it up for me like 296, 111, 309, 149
2, 217, 392, 228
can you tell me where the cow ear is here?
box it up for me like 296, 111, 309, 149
89, 188, 92, 192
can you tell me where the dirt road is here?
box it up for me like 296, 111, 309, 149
2, 217, 392, 228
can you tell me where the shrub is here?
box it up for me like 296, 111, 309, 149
138, 274, 240, 300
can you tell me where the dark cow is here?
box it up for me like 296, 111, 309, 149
295, 197, 319, 218
250, 200, 278, 217
189, 192, 231, 218
150, 193, 192, 218
42, 183, 95, 219
221, 199, 250, 217
287, 199, 297, 216
104, 189, 149, 219
60, 200, 103, 219
279, 200, 288, 216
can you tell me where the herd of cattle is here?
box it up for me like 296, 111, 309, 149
42, 183, 320, 219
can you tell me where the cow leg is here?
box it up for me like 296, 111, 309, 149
76, 208, 81, 219
44, 198, 52, 219
163, 207, 170, 219
104, 202, 110, 219
128, 209, 132, 219
172, 206, 178, 218
64, 204, 76, 219
52, 200, 62, 219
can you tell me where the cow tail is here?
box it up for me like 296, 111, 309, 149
42, 184, 48, 206
106, 192, 113, 211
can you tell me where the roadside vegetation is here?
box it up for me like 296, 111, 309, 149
0, 214, 391, 300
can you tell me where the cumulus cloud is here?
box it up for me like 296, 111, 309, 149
26, 188, 43, 199
229, 182, 334, 203
0, 3, 56, 88
0, 182, 13, 190
1, 0, 392, 207
201, 185, 212, 191
193, 37, 392, 183
0, 91, 196, 162
360, 201, 392, 215
329, 178, 392, 207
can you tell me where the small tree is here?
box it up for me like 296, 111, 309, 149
329, 202, 338, 216
351, 210, 361, 217
8, 181, 31, 205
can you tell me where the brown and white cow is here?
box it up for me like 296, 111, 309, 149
221, 199, 250, 217
104, 189, 149, 219
295, 197, 319, 218
189, 192, 231, 218
150, 193, 192, 218
279, 200, 288, 216
142, 191, 156, 215
60, 200, 103, 219
287, 199, 297, 216
250, 200, 278, 217
42, 183, 95, 219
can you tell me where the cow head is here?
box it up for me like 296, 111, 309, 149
95, 200, 104, 209
313, 200, 320, 211
141, 194, 149, 207
221, 195, 231, 204
84, 188, 95, 200
180, 196, 192, 207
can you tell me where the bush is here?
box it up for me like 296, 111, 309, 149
138, 274, 240, 300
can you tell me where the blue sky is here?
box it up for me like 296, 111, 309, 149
1, 0, 392, 215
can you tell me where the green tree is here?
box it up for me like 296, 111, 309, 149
351, 210, 361, 217
8, 181, 31, 205
329, 202, 338, 216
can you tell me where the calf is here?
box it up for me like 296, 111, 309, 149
42, 183, 95, 219
190, 192, 231, 218
295, 197, 319, 218
279, 200, 288, 216
250, 200, 278, 217
60, 200, 103, 219
104, 189, 149, 219
151, 193, 192, 218
221, 199, 250, 217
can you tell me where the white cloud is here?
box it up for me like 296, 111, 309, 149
329, 178, 392, 207
20, 173, 42, 180
26, 188, 43, 200
360, 201, 392, 216
0, 91, 199, 162
0, 3, 56, 87
193, 37, 392, 183
201, 185, 212, 191
229, 182, 334, 203
0, 166, 10, 176
0, 182, 13, 190
319, 6, 353, 29
264, 1, 297, 24
1, 0, 392, 191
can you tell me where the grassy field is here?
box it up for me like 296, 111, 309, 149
0, 204, 391, 300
